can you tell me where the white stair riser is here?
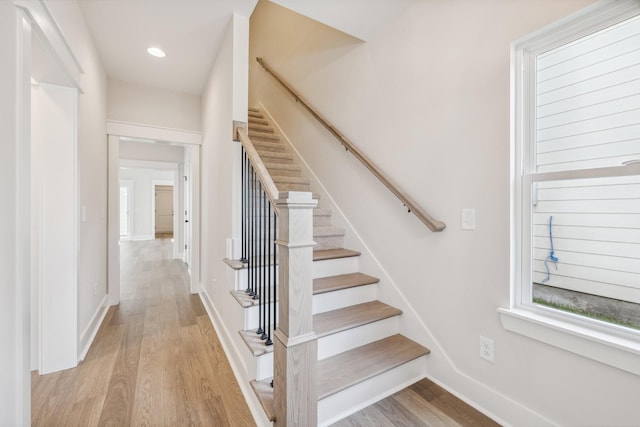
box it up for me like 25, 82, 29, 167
236, 270, 280, 294
244, 282, 377, 329
250, 316, 400, 380
317, 357, 428, 427
313, 284, 377, 314
317, 316, 399, 360
313, 256, 359, 279
256, 352, 274, 382
245, 303, 279, 331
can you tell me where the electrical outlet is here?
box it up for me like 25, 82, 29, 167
93, 283, 98, 296
479, 336, 494, 362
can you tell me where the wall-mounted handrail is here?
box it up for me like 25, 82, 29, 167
236, 126, 280, 209
256, 57, 446, 232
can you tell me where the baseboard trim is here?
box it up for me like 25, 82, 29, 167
78, 295, 109, 362
199, 288, 272, 427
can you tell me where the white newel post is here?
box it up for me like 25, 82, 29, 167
274, 191, 318, 427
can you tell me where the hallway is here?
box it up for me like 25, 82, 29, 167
31, 239, 254, 426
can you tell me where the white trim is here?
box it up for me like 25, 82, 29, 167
499, 308, 640, 376
15, 8, 32, 425
107, 120, 202, 146
198, 289, 271, 427
78, 295, 109, 362
107, 135, 120, 306
509, 0, 640, 375
120, 159, 179, 170
14, 0, 83, 90
108, 132, 201, 305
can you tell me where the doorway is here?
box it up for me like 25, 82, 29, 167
154, 185, 174, 238
107, 128, 201, 306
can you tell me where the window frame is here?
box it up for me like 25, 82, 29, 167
502, 0, 640, 375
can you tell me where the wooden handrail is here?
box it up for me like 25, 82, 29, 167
236, 126, 280, 209
256, 57, 446, 232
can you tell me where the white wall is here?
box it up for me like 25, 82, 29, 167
45, 0, 109, 365
0, 3, 20, 423
249, 1, 640, 426
200, 12, 268, 425
119, 168, 174, 240
108, 78, 202, 131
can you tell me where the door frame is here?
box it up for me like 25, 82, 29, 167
14, 0, 83, 422
107, 121, 202, 305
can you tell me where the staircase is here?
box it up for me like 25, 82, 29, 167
234, 107, 430, 426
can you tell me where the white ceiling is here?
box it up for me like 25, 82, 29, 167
269, 0, 416, 42
78, 0, 258, 95
78, 0, 415, 96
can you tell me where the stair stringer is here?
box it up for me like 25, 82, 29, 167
257, 103, 515, 426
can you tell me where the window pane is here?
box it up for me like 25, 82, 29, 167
535, 15, 640, 173
531, 175, 640, 329
120, 185, 128, 237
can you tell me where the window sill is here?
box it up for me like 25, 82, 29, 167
498, 307, 640, 376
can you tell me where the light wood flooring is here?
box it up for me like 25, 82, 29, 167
332, 378, 501, 427
31, 238, 254, 426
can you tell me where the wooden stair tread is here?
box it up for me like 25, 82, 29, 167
313, 248, 360, 260
313, 272, 379, 295
258, 151, 294, 160
248, 124, 274, 133
248, 107, 261, 113
264, 162, 301, 171
254, 141, 287, 151
249, 334, 430, 421
314, 301, 401, 338
249, 131, 280, 142
317, 334, 430, 399
313, 226, 345, 237
273, 176, 310, 185
250, 379, 276, 422
239, 329, 273, 357
248, 117, 269, 126
230, 290, 257, 308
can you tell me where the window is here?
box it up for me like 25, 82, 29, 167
120, 182, 132, 239
501, 0, 640, 375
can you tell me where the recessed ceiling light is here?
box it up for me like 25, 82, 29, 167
147, 47, 166, 58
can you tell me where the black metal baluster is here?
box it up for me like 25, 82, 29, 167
272, 209, 277, 344
261, 188, 268, 341
246, 164, 254, 296
265, 201, 273, 346
240, 148, 246, 264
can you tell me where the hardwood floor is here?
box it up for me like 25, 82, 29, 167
332, 378, 501, 427
31, 238, 254, 427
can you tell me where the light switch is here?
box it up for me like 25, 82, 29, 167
81, 205, 87, 222
461, 208, 475, 230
